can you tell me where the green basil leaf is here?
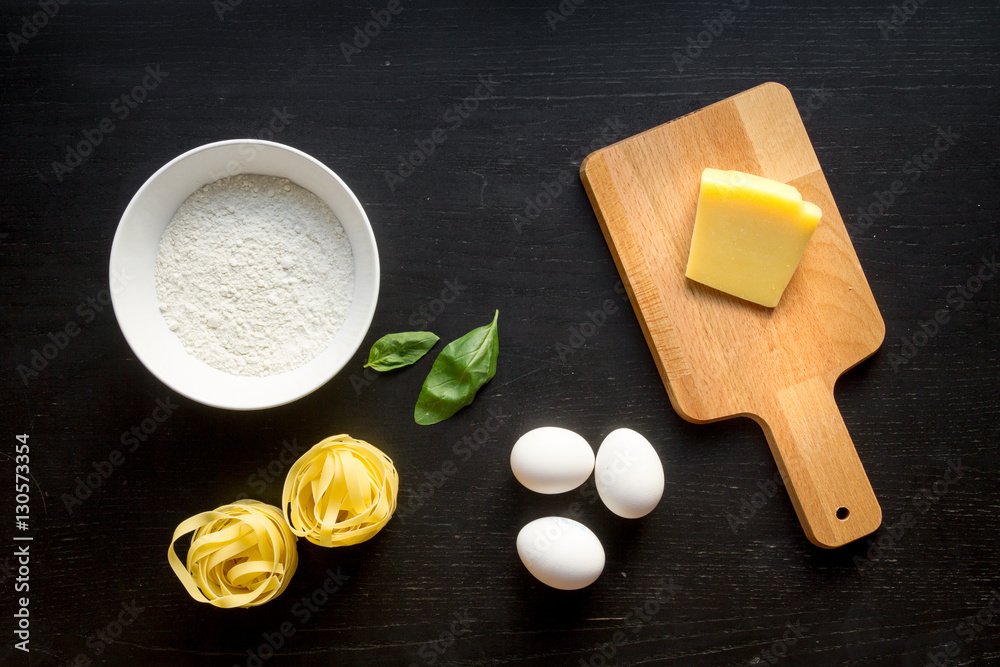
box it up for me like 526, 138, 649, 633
414, 310, 499, 425
364, 331, 440, 371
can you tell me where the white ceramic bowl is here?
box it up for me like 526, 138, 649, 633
109, 140, 379, 410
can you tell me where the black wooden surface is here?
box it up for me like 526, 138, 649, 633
2, 1, 998, 665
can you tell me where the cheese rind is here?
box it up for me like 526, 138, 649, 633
685, 168, 821, 308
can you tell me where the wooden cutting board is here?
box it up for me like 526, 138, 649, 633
580, 82, 884, 549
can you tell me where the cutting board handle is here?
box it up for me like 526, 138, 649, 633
758, 376, 881, 548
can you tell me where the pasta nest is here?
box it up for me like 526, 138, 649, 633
282, 434, 399, 547
168, 499, 298, 609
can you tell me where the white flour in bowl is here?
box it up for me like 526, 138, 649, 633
155, 174, 354, 376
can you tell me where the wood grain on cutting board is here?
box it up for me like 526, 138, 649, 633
581, 82, 885, 548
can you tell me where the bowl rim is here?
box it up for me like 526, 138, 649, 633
109, 139, 380, 410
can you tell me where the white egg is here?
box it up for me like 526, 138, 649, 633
510, 426, 595, 494
595, 428, 664, 519
516, 517, 605, 590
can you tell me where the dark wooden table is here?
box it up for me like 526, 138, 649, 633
2, 1, 998, 665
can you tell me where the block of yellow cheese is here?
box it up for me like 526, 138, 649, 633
685, 168, 822, 308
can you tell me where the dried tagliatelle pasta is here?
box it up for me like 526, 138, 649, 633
167, 499, 298, 609
282, 434, 399, 547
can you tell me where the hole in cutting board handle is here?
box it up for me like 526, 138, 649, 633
836, 507, 850, 521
